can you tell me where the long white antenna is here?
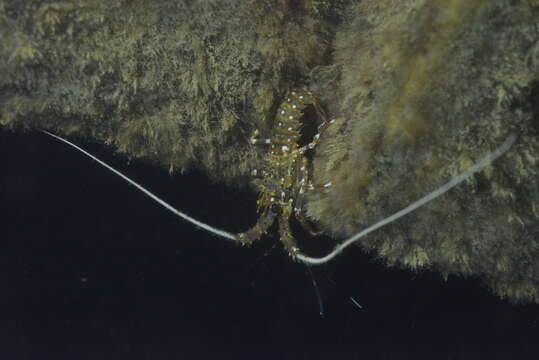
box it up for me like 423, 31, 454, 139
41, 130, 239, 242
296, 133, 518, 265
42, 130, 517, 263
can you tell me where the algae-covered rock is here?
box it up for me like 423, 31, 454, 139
0, 0, 339, 181
1, 0, 538, 302
308, 0, 539, 302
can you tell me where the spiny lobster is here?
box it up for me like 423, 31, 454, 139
42, 87, 517, 265
237, 88, 335, 256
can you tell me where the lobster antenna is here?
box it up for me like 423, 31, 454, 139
41, 130, 239, 242
296, 133, 518, 265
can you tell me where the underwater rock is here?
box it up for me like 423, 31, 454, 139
1, 0, 538, 302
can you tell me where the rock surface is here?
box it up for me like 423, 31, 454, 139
1, 0, 538, 302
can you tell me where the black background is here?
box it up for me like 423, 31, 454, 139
1, 128, 538, 359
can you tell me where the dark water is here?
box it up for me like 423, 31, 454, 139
1, 129, 538, 359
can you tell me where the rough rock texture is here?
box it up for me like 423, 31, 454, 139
0, 0, 342, 180
1, 0, 539, 302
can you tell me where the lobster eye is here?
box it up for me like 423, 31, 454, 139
270, 203, 282, 215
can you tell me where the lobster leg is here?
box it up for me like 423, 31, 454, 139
293, 157, 321, 236
279, 207, 300, 256
299, 104, 335, 153
237, 210, 276, 246
249, 129, 273, 146
294, 209, 321, 236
